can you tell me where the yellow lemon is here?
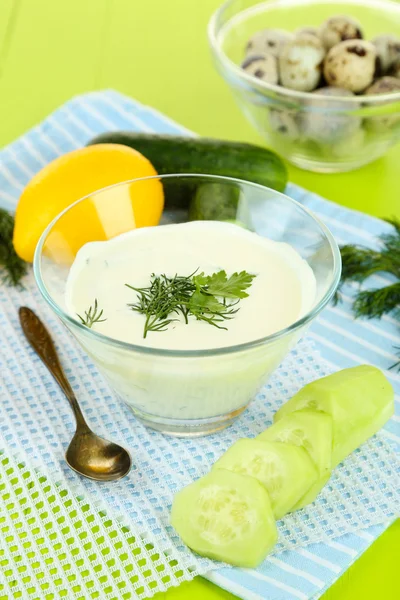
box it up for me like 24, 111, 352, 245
13, 144, 164, 262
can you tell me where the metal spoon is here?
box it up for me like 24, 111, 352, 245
19, 307, 132, 481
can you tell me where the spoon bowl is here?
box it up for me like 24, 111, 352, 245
66, 429, 132, 481
19, 306, 132, 482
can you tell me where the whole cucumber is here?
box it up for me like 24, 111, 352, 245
88, 133, 287, 209
189, 183, 241, 222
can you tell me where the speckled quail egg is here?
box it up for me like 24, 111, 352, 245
245, 29, 293, 58
330, 128, 365, 159
319, 15, 363, 50
241, 53, 279, 85
269, 109, 301, 141
301, 87, 361, 144
372, 34, 400, 73
295, 26, 320, 38
324, 40, 377, 93
366, 76, 400, 94
279, 33, 325, 92
391, 59, 400, 79
364, 77, 400, 131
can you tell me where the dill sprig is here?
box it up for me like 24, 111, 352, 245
77, 299, 107, 328
335, 218, 400, 311
126, 274, 193, 336
335, 217, 400, 369
126, 269, 255, 338
353, 283, 400, 319
0, 208, 27, 287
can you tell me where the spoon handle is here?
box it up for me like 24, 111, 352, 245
19, 307, 89, 430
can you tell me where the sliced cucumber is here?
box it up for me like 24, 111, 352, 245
258, 409, 333, 508
292, 472, 331, 510
259, 410, 333, 476
212, 439, 318, 519
274, 366, 394, 466
171, 469, 277, 567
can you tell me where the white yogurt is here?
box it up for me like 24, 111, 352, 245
64, 221, 316, 431
65, 221, 316, 350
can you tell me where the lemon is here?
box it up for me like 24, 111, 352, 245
13, 144, 164, 262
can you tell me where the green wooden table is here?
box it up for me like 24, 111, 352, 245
0, 1, 398, 599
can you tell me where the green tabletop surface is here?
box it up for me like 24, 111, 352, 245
0, 1, 398, 599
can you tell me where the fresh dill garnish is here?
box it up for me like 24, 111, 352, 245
0, 208, 28, 287
126, 269, 256, 338
334, 218, 400, 369
77, 299, 107, 328
352, 283, 400, 319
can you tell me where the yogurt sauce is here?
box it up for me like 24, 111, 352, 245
65, 221, 316, 350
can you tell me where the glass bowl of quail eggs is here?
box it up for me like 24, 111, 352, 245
208, 0, 400, 172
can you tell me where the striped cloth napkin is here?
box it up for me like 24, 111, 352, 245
0, 90, 398, 600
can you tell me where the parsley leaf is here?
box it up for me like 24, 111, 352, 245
189, 288, 226, 314
189, 288, 239, 330
195, 270, 256, 299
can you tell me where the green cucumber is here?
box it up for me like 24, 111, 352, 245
88, 133, 288, 210
274, 366, 394, 467
212, 438, 318, 519
258, 409, 333, 509
171, 469, 277, 567
293, 473, 331, 511
189, 183, 240, 222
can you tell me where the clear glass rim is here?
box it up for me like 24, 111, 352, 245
208, 0, 400, 105
34, 173, 342, 358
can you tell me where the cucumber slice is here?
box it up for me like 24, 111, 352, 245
258, 410, 333, 508
259, 410, 333, 476
212, 439, 318, 519
274, 366, 394, 466
171, 469, 277, 567
292, 472, 331, 510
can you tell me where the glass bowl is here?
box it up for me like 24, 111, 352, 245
208, 0, 400, 172
34, 174, 340, 436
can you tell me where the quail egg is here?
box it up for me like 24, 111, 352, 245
246, 29, 293, 58
279, 33, 325, 92
295, 26, 320, 38
372, 34, 400, 73
365, 77, 400, 131
269, 109, 301, 141
330, 128, 366, 158
319, 15, 363, 50
391, 59, 400, 79
241, 53, 279, 85
324, 40, 378, 93
301, 87, 361, 143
